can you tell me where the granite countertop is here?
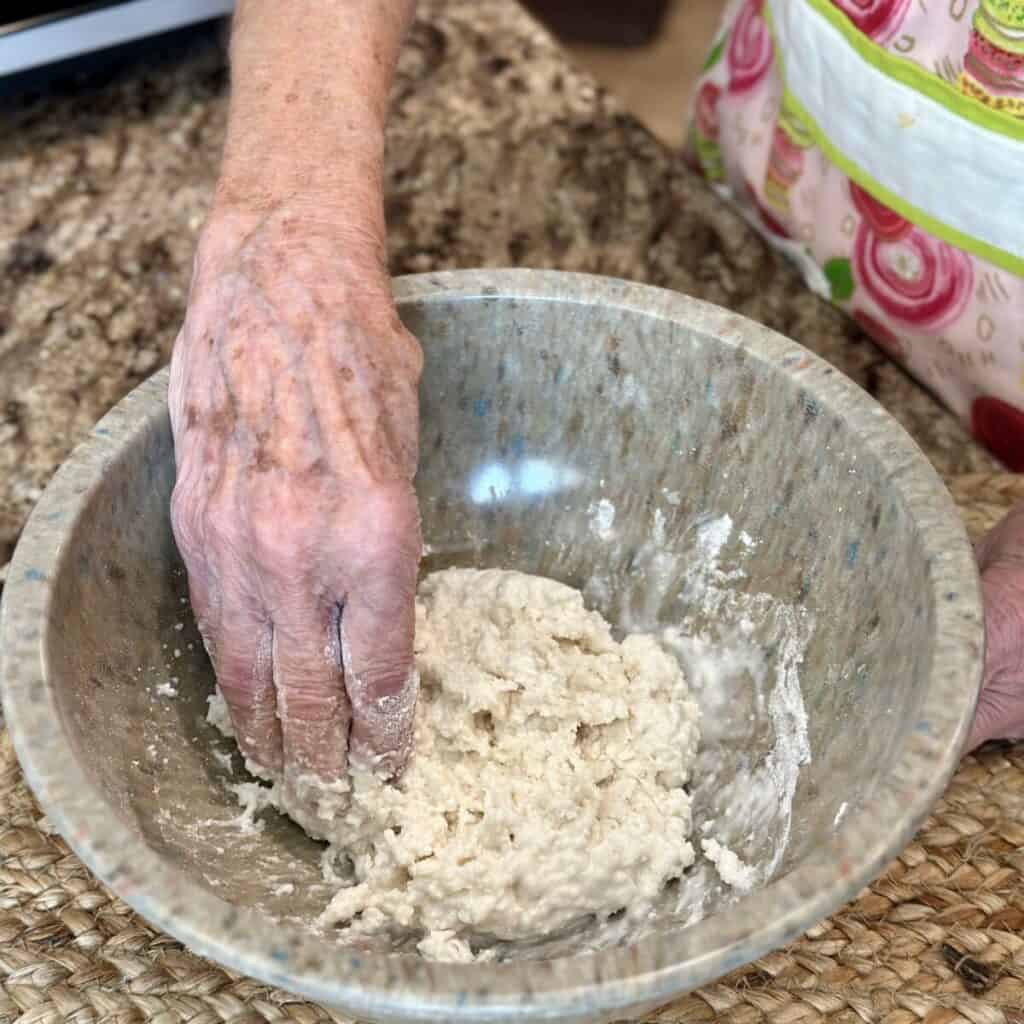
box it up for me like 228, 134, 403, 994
0, 0, 999, 585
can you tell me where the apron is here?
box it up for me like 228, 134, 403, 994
685, 0, 1024, 469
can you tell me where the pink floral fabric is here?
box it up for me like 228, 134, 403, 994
833, 0, 911, 44
686, 0, 1024, 470
726, 0, 773, 93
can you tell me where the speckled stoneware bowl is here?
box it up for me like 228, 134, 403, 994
1, 271, 983, 1023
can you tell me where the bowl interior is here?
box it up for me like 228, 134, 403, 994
24, 273, 977, 976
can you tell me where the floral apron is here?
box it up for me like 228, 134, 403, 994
686, 0, 1024, 469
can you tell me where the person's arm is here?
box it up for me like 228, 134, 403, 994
213, 0, 415, 271
970, 503, 1024, 748
168, 0, 420, 824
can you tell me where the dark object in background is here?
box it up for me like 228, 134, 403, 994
0, 1, 231, 78
0, 18, 228, 101
520, 0, 671, 47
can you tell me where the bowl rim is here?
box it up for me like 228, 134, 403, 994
0, 269, 984, 1021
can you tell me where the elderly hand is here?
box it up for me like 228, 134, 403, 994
168, 207, 422, 796
970, 499, 1024, 748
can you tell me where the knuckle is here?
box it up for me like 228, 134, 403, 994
344, 488, 421, 562
199, 487, 255, 552
246, 495, 335, 575
392, 326, 424, 380
204, 508, 244, 554
351, 547, 421, 596
250, 519, 313, 570
352, 570, 417, 622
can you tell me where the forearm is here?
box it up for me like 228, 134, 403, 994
211, 0, 416, 268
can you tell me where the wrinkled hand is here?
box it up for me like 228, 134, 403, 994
169, 208, 422, 796
970, 499, 1024, 748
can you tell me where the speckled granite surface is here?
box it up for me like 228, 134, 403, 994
0, 0, 999, 580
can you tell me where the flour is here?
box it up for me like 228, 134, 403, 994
701, 839, 757, 892
206, 691, 233, 735
211, 747, 234, 772
587, 498, 616, 540
209, 568, 700, 962
226, 781, 275, 835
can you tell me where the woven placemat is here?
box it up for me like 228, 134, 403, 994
1, 475, 1021, 1024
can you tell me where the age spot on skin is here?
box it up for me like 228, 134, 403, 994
253, 445, 276, 473
206, 404, 236, 440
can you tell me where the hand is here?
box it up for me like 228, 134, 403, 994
168, 206, 422, 808
969, 500, 1024, 748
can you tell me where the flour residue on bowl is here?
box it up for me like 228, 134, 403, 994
672, 517, 811, 908
601, 508, 813, 932
701, 838, 757, 892
587, 498, 616, 540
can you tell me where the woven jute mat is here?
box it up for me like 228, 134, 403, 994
1, 476, 1022, 1024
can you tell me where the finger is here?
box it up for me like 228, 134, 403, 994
967, 698, 1001, 750
273, 603, 350, 781
975, 527, 1001, 574
976, 503, 1024, 573
341, 559, 419, 779
968, 575, 1024, 750
215, 601, 281, 775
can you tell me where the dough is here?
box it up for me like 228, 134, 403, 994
212, 568, 701, 962
701, 838, 756, 892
